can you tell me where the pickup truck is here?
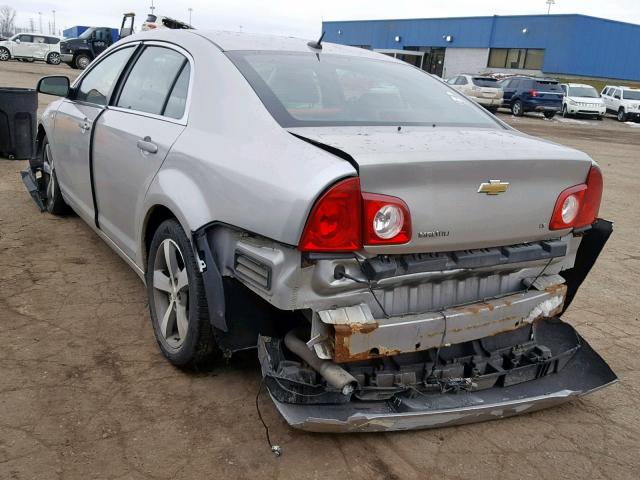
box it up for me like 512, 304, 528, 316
59, 27, 119, 69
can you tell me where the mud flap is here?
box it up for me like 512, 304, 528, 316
20, 168, 45, 211
258, 319, 617, 432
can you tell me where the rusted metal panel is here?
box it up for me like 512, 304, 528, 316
327, 284, 567, 363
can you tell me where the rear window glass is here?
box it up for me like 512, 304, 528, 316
227, 51, 499, 128
472, 77, 498, 87
534, 81, 562, 92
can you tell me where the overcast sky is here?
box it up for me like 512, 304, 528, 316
11, 0, 640, 38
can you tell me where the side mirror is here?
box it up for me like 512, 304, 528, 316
37, 76, 70, 97
14, 38, 20, 44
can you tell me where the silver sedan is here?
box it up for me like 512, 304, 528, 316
23, 29, 616, 432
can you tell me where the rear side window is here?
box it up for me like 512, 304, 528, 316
76, 46, 135, 105
33, 36, 46, 44
46, 37, 60, 45
457, 76, 468, 85
163, 63, 191, 119
472, 77, 498, 87
117, 46, 187, 116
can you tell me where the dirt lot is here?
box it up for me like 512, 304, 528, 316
1, 60, 639, 480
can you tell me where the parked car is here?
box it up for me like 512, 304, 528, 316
560, 83, 605, 120
142, 14, 192, 31
59, 27, 119, 69
0, 33, 61, 65
601, 85, 640, 122
23, 30, 616, 433
499, 76, 564, 118
446, 74, 503, 112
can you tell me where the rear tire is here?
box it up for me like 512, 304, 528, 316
617, 108, 627, 122
511, 100, 524, 117
0, 47, 9, 61
544, 111, 556, 119
146, 219, 218, 368
40, 136, 68, 215
74, 53, 91, 69
46, 52, 61, 65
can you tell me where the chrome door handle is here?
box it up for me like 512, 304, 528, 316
78, 120, 90, 133
137, 136, 158, 154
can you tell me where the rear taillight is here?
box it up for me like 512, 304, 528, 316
529, 90, 539, 97
298, 178, 412, 252
362, 193, 411, 245
298, 178, 362, 252
549, 166, 603, 230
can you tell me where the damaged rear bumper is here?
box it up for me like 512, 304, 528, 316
259, 318, 617, 432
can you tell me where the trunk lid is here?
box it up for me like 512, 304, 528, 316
290, 126, 593, 253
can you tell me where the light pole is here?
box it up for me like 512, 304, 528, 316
38, 11, 42, 33
52, 10, 56, 35
546, 0, 556, 14
150, 0, 155, 15
188, 8, 193, 26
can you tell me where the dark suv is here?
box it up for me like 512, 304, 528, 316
499, 76, 564, 118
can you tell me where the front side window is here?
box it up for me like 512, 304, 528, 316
116, 46, 187, 116
228, 51, 499, 128
18, 35, 33, 43
76, 46, 135, 105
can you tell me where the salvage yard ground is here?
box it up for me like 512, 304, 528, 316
1, 61, 639, 480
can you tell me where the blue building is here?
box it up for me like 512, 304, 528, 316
322, 14, 640, 81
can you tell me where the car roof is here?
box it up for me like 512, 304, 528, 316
565, 83, 595, 88
15, 32, 58, 37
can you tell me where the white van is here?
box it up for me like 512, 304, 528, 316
0, 33, 62, 65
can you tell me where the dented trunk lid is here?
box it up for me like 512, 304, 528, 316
289, 126, 593, 253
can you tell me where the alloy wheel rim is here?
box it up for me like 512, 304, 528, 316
152, 239, 190, 348
0, 50, 8, 60
50, 53, 60, 64
43, 144, 55, 203
514, 103, 520, 115
78, 57, 89, 68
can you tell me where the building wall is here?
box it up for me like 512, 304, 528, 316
442, 48, 489, 78
323, 15, 640, 81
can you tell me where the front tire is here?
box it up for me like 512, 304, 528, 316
544, 111, 556, 119
46, 52, 61, 65
617, 108, 627, 122
0, 47, 10, 61
562, 105, 570, 118
146, 219, 217, 368
40, 136, 68, 215
74, 53, 91, 69
511, 100, 524, 117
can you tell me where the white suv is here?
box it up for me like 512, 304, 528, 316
446, 74, 503, 112
560, 83, 605, 120
601, 85, 640, 122
0, 33, 62, 65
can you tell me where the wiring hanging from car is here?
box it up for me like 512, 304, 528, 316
255, 379, 282, 457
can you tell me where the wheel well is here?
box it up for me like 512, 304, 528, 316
143, 206, 177, 265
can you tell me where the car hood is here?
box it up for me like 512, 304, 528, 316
289, 125, 593, 253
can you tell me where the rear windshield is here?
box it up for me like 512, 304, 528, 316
623, 90, 640, 100
534, 81, 563, 92
227, 51, 500, 128
568, 86, 598, 98
472, 77, 498, 87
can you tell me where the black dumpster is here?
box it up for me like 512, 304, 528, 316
0, 87, 37, 160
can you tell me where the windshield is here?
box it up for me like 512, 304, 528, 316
79, 28, 95, 39
227, 52, 499, 128
623, 90, 640, 100
472, 77, 499, 88
568, 86, 598, 98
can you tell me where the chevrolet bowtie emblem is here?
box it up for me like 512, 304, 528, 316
477, 180, 509, 195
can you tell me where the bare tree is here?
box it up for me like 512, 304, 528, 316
0, 5, 16, 37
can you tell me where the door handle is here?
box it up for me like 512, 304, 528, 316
78, 118, 90, 133
137, 136, 158, 154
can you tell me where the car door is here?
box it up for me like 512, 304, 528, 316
501, 79, 517, 104
13, 34, 32, 57
30, 35, 48, 59
92, 44, 191, 259
51, 45, 137, 223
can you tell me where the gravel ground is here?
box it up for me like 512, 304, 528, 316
1, 61, 639, 480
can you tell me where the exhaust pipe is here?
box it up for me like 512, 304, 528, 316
284, 328, 358, 396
